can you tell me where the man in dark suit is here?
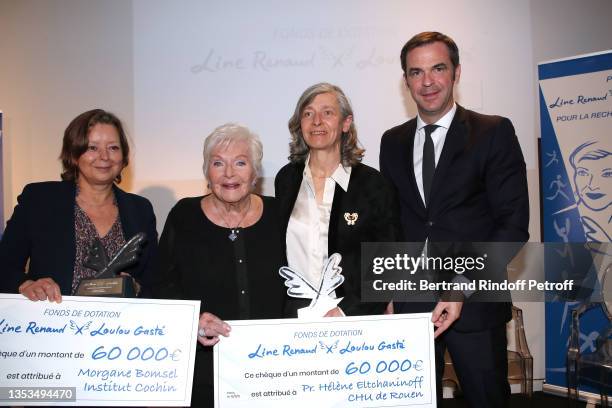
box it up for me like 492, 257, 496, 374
379, 32, 529, 407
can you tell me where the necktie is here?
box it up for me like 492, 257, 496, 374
422, 124, 439, 206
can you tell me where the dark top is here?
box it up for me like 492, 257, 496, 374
275, 162, 401, 317
72, 202, 126, 294
151, 195, 285, 406
380, 104, 529, 331
0, 181, 158, 296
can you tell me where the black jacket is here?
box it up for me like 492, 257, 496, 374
0, 181, 158, 296
275, 162, 400, 316
380, 105, 529, 331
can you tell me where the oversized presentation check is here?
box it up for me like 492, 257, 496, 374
214, 313, 436, 407
0, 294, 200, 406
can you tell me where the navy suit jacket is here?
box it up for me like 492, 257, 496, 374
275, 162, 400, 316
0, 181, 158, 296
380, 105, 529, 331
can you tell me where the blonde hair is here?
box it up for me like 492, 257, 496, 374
202, 123, 263, 180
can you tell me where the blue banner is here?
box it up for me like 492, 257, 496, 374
538, 51, 612, 393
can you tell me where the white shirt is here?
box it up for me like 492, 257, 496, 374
411, 104, 472, 296
413, 103, 457, 205
286, 156, 351, 287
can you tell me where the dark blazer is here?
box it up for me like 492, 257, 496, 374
0, 181, 158, 296
380, 105, 529, 331
275, 162, 400, 316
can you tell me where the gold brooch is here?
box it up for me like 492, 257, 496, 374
344, 212, 358, 226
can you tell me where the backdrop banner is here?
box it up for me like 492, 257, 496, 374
538, 51, 612, 393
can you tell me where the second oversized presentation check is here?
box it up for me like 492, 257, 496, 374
0, 294, 200, 406
215, 314, 436, 407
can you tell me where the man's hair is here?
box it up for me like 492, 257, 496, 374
400, 31, 460, 74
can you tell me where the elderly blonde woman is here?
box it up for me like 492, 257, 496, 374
275, 82, 400, 317
153, 123, 285, 406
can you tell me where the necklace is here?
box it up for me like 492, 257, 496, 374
213, 195, 252, 241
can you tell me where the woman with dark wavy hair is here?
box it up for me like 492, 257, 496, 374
275, 82, 400, 317
0, 109, 157, 300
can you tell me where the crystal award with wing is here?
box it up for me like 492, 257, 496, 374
279, 253, 345, 318
75, 232, 147, 297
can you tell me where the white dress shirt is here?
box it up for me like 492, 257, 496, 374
413, 103, 457, 204
286, 156, 351, 287
412, 104, 473, 294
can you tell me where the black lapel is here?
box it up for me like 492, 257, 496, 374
328, 162, 359, 254
429, 105, 469, 205
402, 120, 426, 213
56, 181, 77, 288
281, 163, 304, 229
328, 183, 344, 255
328, 171, 349, 299
114, 185, 135, 239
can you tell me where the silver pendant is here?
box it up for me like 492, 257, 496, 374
228, 230, 238, 241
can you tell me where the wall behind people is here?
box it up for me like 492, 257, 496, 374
1, 0, 612, 393
0, 1, 518, 226
131, 0, 538, 229
0, 0, 135, 211
2, 0, 611, 233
